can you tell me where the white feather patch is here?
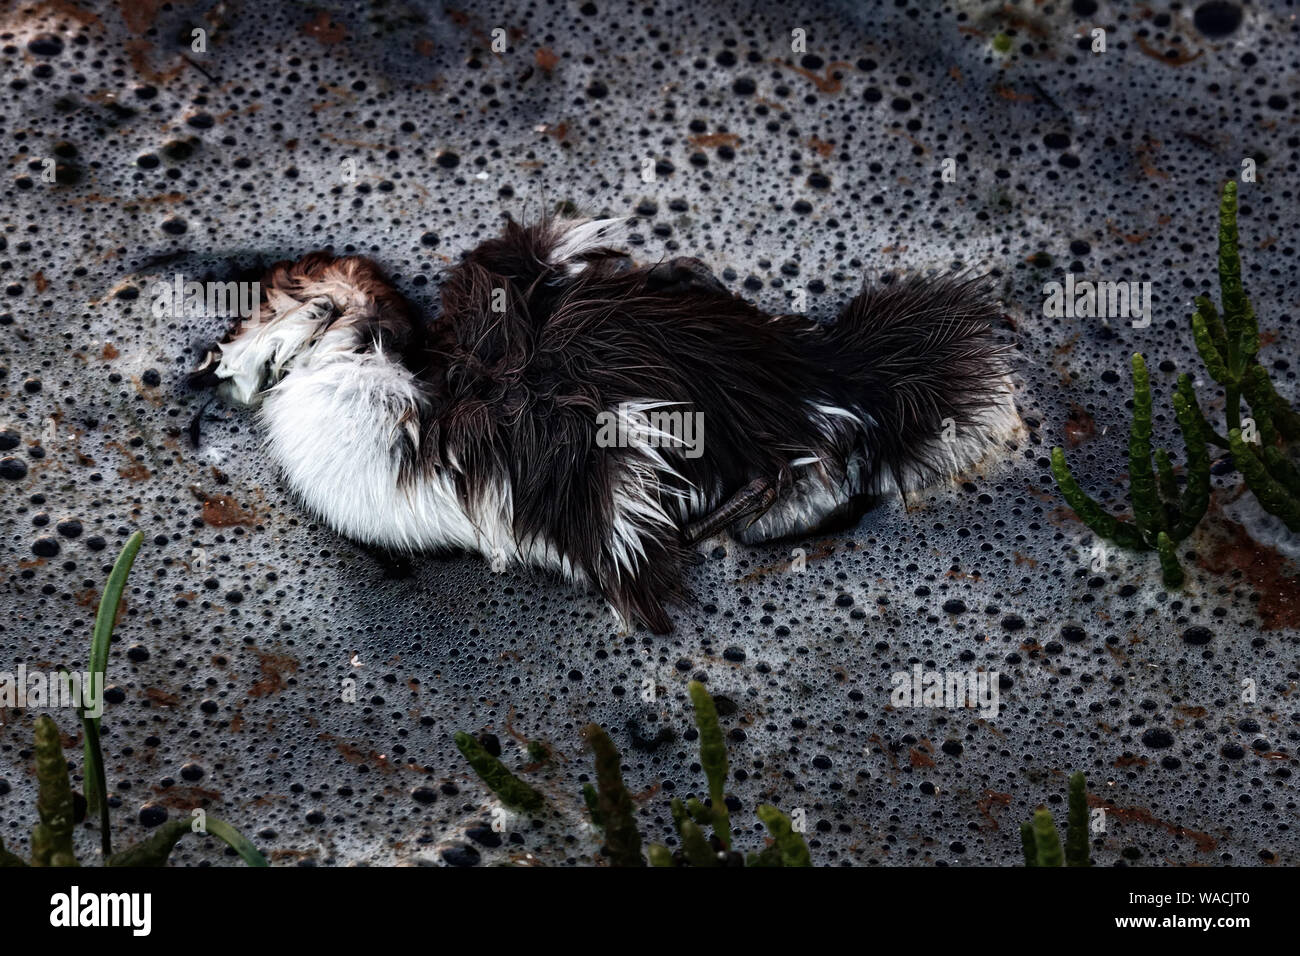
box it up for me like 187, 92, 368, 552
550, 218, 630, 275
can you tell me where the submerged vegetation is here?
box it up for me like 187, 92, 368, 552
1020, 771, 1091, 867
1052, 182, 1300, 586
457, 680, 812, 866
0, 532, 267, 867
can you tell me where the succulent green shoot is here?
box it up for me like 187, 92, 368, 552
669, 794, 687, 832
646, 844, 674, 867
460, 686, 814, 866
746, 843, 785, 867
1022, 773, 1090, 866
1031, 808, 1064, 867
1191, 309, 1230, 383
687, 681, 731, 849
584, 724, 643, 867
1193, 295, 1229, 366
453, 731, 546, 814
1230, 428, 1300, 532
31, 715, 78, 867
1218, 180, 1245, 368
1263, 444, 1300, 496
685, 797, 713, 827
1241, 365, 1279, 447
1171, 378, 1212, 537
1020, 821, 1037, 867
1154, 448, 1179, 508
673, 806, 718, 867
1064, 772, 1090, 867
756, 805, 812, 867
1128, 354, 1165, 542
1156, 532, 1184, 587
1260, 373, 1300, 441
1050, 447, 1145, 551
1053, 182, 1300, 592
105, 819, 191, 867
0, 835, 28, 867
581, 783, 602, 827
1219, 183, 1261, 363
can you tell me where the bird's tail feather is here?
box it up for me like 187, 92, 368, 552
818, 274, 1021, 497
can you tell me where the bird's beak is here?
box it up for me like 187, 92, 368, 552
188, 345, 223, 390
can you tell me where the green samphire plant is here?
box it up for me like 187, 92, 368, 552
0, 532, 266, 868
455, 681, 811, 866
1020, 771, 1091, 867
1052, 181, 1300, 586
1052, 353, 1210, 587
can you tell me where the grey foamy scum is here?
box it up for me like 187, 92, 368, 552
193, 217, 1020, 632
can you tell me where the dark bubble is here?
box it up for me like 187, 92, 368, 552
441, 845, 481, 866
27, 33, 64, 56
162, 139, 196, 161
1141, 728, 1175, 748
1193, 2, 1243, 37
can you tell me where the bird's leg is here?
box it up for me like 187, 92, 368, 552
187, 396, 215, 449
645, 256, 730, 297
683, 477, 778, 543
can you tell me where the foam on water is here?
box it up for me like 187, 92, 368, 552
0, 0, 1295, 865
